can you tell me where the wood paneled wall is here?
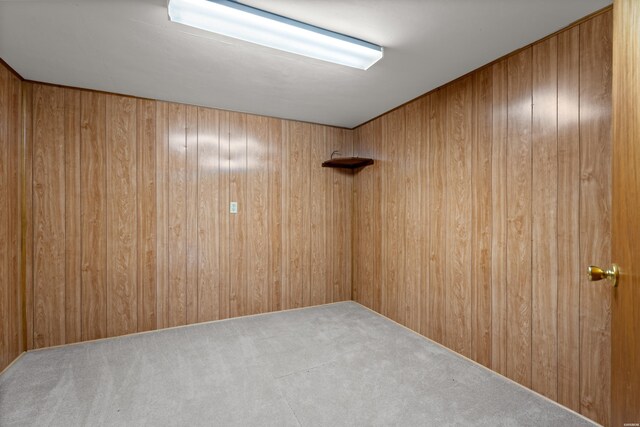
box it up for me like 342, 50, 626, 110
0, 61, 23, 373
353, 10, 612, 425
23, 83, 353, 349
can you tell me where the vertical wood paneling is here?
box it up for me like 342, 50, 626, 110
0, 65, 10, 367
310, 124, 328, 307
506, 48, 533, 387
167, 103, 187, 327
229, 112, 247, 317
155, 101, 169, 329
472, 68, 492, 367
445, 77, 473, 357
339, 128, 353, 302
106, 95, 137, 337
371, 118, 383, 313
381, 109, 405, 322
419, 96, 431, 337
64, 89, 81, 343
353, 123, 374, 308
23, 82, 34, 352
374, 119, 386, 314
557, 26, 581, 412
247, 114, 269, 315
197, 107, 219, 322
268, 117, 282, 312
491, 59, 508, 376
579, 11, 612, 425
404, 100, 422, 332
428, 90, 447, 342
185, 106, 198, 325
137, 99, 157, 332
20, 86, 354, 353
32, 85, 66, 348
218, 111, 230, 320
351, 11, 611, 426
532, 36, 559, 400
286, 121, 304, 309
22, 86, 353, 356
7, 71, 22, 362
301, 125, 312, 308
338, 127, 354, 302
80, 90, 107, 341
0, 64, 23, 368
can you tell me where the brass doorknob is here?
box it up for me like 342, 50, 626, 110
587, 264, 619, 287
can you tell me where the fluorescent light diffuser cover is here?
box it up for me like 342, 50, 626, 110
167, 0, 384, 70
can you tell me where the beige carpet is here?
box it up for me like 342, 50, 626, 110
0, 302, 596, 426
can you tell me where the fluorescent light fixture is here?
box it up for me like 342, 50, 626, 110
167, 0, 384, 70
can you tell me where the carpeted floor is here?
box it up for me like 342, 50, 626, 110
0, 302, 595, 426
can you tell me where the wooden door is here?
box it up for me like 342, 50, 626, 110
611, 0, 640, 425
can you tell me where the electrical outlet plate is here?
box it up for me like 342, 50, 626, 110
230, 202, 238, 214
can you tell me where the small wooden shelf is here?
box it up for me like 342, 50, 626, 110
322, 157, 374, 169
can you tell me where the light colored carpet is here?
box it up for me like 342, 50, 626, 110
0, 302, 595, 426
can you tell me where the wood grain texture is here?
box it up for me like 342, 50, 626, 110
218, 111, 230, 320
381, 109, 405, 322
310, 124, 328, 307
428, 89, 447, 343
506, 48, 533, 387
0, 65, 9, 368
351, 11, 611, 425
286, 121, 305, 310
418, 96, 430, 338
80, 90, 107, 341
106, 95, 137, 337
404, 100, 422, 332
300, 124, 311, 308
531, 36, 558, 400
329, 127, 353, 304
196, 107, 219, 322
229, 112, 247, 316
370, 118, 383, 314
0, 62, 23, 371
472, 68, 492, 368
579, 11, 612, 425
155, 101, 169, 329
23, 86, 352, 350
136, 99, 157, 332
64, 89, 81, 343
278, 119, 290, 311
491, 59, 508, 377
268, 117, 282, 312
23, 82, 34, 352
557, 25, 581, 413
32, 84, 66, 348
353, 121, 375, 309
612, 0, 640, 424
167, 103, 187, 327
445, 77, 473, 357
337, 128, 353, 302
185, 106, 198, 325
8, 71, 22, 362
247, 114, 269, 315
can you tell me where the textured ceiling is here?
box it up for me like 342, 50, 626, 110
0, 0, 611, 128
